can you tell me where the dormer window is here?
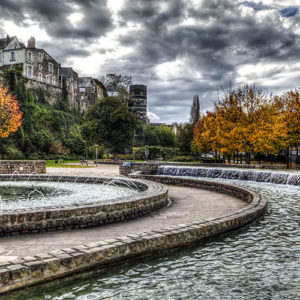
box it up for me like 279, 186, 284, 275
48, 62, 53, 74
10, 52, 15, 61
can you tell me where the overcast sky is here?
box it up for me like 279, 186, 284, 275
1, 0, 300, 123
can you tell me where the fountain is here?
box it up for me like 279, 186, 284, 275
157, 165, 300, 185
0, 174, 168, 236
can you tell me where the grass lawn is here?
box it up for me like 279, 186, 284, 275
46, 160, 91, 168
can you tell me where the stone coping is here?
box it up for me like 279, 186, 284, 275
0, 175, 267, 295
0, 175, 168, 236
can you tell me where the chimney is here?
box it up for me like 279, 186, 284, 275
27, 36, 36, 48
6, 34, 10, 44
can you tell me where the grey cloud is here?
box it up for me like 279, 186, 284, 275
2, 0, 300, 123
38, 41, 90, 64
0, 0, 113, 40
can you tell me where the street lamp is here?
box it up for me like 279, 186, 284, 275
95, 144, 99, 167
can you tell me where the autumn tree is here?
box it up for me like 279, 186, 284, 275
0, 84, 22, 138
193, 84, 292, 164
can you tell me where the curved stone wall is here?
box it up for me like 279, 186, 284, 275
0, 175, 267, 295
0, 175, 168, 236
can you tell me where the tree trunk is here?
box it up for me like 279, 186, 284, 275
286, 147, 290, 169
245, 153, 251, 164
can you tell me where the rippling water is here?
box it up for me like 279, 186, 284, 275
12, 179, 300, 300
0, 181, 139, 209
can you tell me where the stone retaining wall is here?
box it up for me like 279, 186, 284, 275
0, 161, 46, 174
119, 161, 287, 176
0, 175, 267, 295
0, 175, 168, 236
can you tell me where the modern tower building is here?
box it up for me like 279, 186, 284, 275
129, 84, 148, 125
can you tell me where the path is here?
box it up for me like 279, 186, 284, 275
0, 167, 247, 261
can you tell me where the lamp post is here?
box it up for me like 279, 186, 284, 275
145, 145, 149, 161
95, 144, 99, 167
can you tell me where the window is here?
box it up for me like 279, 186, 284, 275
38, 73, 43, 82
80, 88, 86, 92
38, 52, 43, 61
27, 65, 32, 78
0, 53, 2, 62
48, 62, 53, 74
38, 64, 43, 71
52, 77, 56, 85
46, 75, 49, 83
10, 52, 15, 61
28, 52, 32, 62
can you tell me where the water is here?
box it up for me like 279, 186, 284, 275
157, 166, 300, 185
0, 181, 139, 210
14, 178, 300, 300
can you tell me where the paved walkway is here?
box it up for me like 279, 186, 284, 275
0, 167, 247, 261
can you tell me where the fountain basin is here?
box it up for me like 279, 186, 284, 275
0, 174, 267, 295
0, 174, 168, 236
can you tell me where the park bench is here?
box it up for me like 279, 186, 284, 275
80, 160, 89, 166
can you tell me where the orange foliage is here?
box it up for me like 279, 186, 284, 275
0, 84, 22, 138
194, 85, 299, 159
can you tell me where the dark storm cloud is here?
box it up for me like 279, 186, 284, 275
1, 0, 300, 123
38, 41, 90, 64
0, 0, 113, 40
111, 0, 300, 122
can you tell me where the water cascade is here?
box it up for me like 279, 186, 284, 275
157, 166, 300, 186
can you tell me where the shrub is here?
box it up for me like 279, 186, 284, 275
2, 146, 25, 159
133, 146, 178, 160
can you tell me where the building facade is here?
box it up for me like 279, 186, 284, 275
0, 36, 60, 87
129, 84, 148, 125
77, 77, 105, 113
59, 67, 79, 111
1, 35, 107, 113
0, 35, 61, 104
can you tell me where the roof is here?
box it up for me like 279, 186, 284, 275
59, 67, 73, 78
78, 77, 94, 88
0, 37, 13, 49
0, 36, 25, 50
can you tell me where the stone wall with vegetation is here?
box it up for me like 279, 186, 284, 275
0, 176, 267, 295
0, 160, 46, 174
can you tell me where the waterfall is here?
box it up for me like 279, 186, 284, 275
157, 166, 300, 186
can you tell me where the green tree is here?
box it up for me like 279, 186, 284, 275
176, 123, 193, 154
81, 96, 141, 160
190, 95, 200, 125
159, 125, 176, 147
143, 124, 176, 147
144, 124, 160, 146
